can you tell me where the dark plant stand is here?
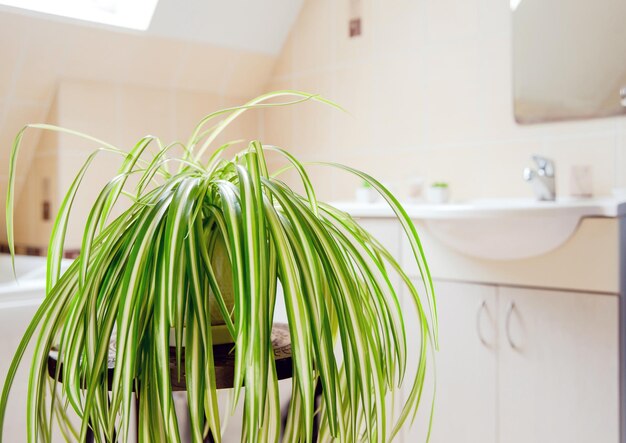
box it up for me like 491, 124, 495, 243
48, 323, 293, 443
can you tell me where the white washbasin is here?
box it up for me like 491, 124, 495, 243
332, 198, 625, 260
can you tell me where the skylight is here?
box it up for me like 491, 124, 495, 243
0, 0, 159, 30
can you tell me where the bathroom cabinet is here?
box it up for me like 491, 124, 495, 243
0, 212, 620, 442
404, 281, 619, 443
356, 217, 620, 443
498, 286, 618, 443
404, 280, 498, 443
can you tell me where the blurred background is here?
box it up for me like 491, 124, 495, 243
0, 0, 624, 256
0, 1, 625, 443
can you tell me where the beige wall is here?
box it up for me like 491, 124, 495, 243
262, 0, 626, 202
12, 101, 59, 249
0, 10, 274, 245
5, 0, 626, 252
11, 79, 261, 250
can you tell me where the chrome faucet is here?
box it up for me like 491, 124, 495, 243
523, 156, 556, 201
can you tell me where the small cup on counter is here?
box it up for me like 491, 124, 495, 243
407, 177, 426, 202
426, 182, 450, 204
355, 182, 378, 203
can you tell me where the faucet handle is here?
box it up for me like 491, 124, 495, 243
531, 155, 555, 176
523, 167, 534, 182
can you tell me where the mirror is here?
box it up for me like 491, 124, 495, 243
512, 0, 626, 124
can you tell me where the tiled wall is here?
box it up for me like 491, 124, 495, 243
262, 0, 626, 202
0, 10, 274, 245
10, 79, 262, 250
5, 0, 626, 253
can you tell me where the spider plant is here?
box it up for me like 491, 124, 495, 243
1, 91, 437, 443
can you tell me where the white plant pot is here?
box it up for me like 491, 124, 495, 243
355, 187, 378, 203
168, 235, 236, 348
426, 187, 450, 204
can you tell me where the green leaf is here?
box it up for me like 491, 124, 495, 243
1, 91, 436, 443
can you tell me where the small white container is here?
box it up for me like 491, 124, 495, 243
407, 177, 426, 201
426, 185, 450, 204
355, 186, 378, 203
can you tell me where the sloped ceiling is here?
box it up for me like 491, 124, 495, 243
0, 0, 304, 55
149, 0, 304, 55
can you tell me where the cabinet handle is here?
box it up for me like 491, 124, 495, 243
476, 301, 490, 347
505, 302, 519, 349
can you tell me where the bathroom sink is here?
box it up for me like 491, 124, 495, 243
332, 198, 625, 260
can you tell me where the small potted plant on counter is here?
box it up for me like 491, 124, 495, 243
426, 181, 450, 204
355, 179, 379, 203
1, 91, 437, 442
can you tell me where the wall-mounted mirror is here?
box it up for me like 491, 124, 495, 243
512, 0, 626, 124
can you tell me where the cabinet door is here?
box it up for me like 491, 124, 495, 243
356, 218, 402, 259
402, 281, 498, 443
498, 287, 619, 443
